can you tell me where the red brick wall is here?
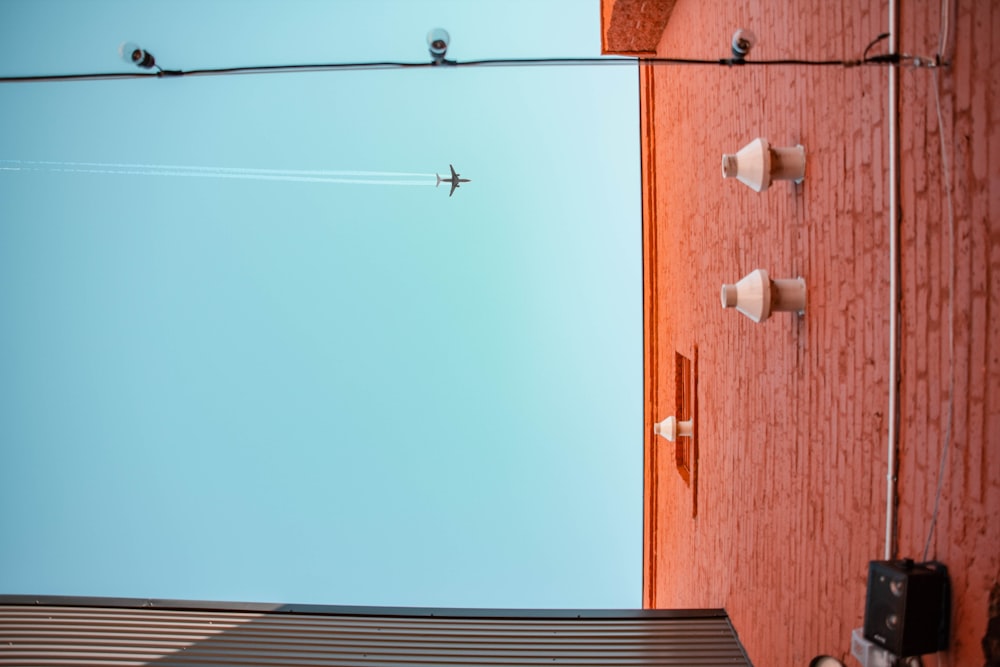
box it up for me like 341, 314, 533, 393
637, 0, 999, 665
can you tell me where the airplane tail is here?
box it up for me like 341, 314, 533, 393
435, 174, 442, 187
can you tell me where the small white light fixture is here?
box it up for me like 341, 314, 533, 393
119, 41, 156, 69
653, 416, 693, 442
427, 28, 450, 64
721, 268, 806, 323
722, 137, 806, 192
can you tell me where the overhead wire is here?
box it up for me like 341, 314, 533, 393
0, 45, 943, 85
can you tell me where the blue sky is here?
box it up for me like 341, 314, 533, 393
0, 0, 642, 609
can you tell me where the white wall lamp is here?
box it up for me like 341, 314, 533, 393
722, 137, 805, 192
654, 416, 694, 442
721, 269, 806, 323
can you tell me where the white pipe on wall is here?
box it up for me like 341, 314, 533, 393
885, 0, 901, 561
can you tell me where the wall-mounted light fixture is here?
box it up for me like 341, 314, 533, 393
721, 269, 806, 323
722, 138, 806, 192
654, 416, 693, 442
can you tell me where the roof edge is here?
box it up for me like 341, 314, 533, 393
0, 594, 729, 620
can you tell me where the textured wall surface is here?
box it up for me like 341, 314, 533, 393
602, 0, 678, 54
628, 0, 999, 665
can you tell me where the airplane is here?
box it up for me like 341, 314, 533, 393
436, 164, 470, 197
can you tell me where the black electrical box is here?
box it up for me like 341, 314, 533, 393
863, 559, 949, 657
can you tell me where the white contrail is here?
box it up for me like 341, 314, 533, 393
6, 163, 435, 186
0, 159, 437, 185
1, 159, 435, 178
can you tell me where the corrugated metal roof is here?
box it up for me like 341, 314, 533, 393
0, 597, 751, 666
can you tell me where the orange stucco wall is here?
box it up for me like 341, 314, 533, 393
620, 0, 1000, 665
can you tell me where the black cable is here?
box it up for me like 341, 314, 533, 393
0, 61, 432, 83
0, 71, 154, 83
462, 56, 871, 67
0, 52, 905, 84
176, 61, 431, 77
863, 32, 891, 60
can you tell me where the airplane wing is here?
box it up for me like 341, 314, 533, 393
450, 164, 458, 179
449, 181, 458, 196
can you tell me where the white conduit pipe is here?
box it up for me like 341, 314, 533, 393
885, 0, 901, 561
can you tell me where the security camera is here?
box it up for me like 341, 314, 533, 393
119, 42, 156, 69
730, 29, 756, 61
427, 28, 450, 64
